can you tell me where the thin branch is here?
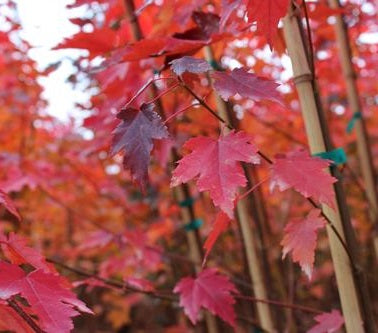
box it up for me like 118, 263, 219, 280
237, 177, 270, 202
8, 298, 45, 333
146, 82, 180, 105
122, 76, 177, 110
179, 79, 233, 130
235, 294, 322, 314
49, 258, 326, 317
47, 258, 176, 302
163, 103, 201, 124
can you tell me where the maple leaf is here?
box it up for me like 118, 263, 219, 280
171, 131, 260, 218
270, 150, 337, 207
111, 103, 169, 190
0, 232, 51, 271
0, 261, 93, 333
174, 268, 238, 327
191, 11, 220, 39
0, 189, 21, 220
220, 0, 243, 29
170, 56, 212, 76
203, 211, 231, 264
308, 309, 344, 333
211, 67, 282, 104
246, 0, 290, 48
281, 209, 326, 279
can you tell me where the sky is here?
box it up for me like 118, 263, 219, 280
14, 0, 91, 122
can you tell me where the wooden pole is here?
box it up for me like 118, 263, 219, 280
328, 0, 378, 258
204, 46, 276, 333
124, 2, 218, 332
282, 6, 365, 332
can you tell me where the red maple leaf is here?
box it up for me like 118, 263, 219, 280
281, 209, 326, 279
203, 211, 232, 264
211, 67, 282, 104
111, 103, 169, 190
246, 0, 290, 48
0, 232, 51, 271
0, 261, 93, 333
171, 130, 260, 218
170, 56, 212, 76
0, 189, 20, 221
270, 150, 337, 207
220, 0, 243, 29
174, 268, 238, 327
308, 309, 344, 333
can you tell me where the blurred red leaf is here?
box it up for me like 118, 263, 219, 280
211, 67, 282, 104
0, 190, 20, 221
271, 150, 337, 207
281, 209, 326, 279
203, 211, 231, 264
170, 56, 212, 76
0, 232, 51, 271
246, 0, 290, 48
174, 268, 237, 327
308, 309, 344, 333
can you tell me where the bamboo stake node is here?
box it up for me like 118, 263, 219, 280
293, 73, 313, 84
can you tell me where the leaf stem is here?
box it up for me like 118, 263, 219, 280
163, 103, 201, 124
48, 258, 326, 316
234, 294, 322, 314
179, 79, 233, 130
47, 258, 177, 302
8, 298, 46, 333
146, 82, 180, 105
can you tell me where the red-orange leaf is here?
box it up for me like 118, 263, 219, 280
308, 309, 344, 333
271, 150, 337, 207
111, 103, 169, 190
171, 131, 260, 218
246, 0, 290, 48
211, 68, 282, 104
281, 209, 326, 279
0, 232, 51, 271
174, 268, 237, 327
0, 189, 21, 221
203, 211, 231, 265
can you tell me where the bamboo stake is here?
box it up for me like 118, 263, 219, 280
282, 6, 365, 332
328, 0, 378, 259
124, 2, 218, 332
204, 46, 276, 333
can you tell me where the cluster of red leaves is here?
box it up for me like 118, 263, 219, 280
0, 0, 377, 331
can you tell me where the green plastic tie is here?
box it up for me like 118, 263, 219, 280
208, 59, 223, 71
346, 111, 362, 133
314, 148, 347, 166
184, 219, 203, 231
179, 197, 195, 207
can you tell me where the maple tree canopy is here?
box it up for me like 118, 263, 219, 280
0, 0, 377, 332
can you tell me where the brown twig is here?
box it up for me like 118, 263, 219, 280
8, 298, 45, 333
